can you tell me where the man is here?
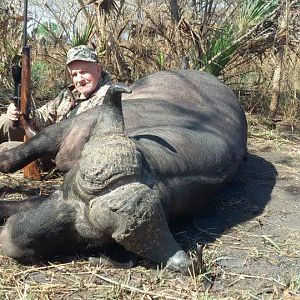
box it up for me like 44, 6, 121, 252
0, 45, 111, 144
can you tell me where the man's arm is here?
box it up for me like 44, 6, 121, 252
29, 88, 74, 131
5, 89, 67, 133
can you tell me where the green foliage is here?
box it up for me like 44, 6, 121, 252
199, 0, 280, 76
1, 0, 298, 119
236, 0, 279, 32
201, 25, 236, 76
31, 61, 49, 85
72, 19, 95, 47
36, 22, 58, 37
157, 51, 165, 70
30, 60, 62, 104
31, 60, 49, 99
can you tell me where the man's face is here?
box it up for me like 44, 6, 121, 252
68, 60, 102, 97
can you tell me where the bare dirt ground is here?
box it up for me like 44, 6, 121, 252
0, 122, 299, 299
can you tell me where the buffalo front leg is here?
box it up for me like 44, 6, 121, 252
0, 195, 48, 223
0, 191, 80, 263
89, 182, 192, 274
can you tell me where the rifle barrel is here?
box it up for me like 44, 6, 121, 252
23, 0, 29, 48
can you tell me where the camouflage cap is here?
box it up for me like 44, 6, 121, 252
66, 45, 99, 65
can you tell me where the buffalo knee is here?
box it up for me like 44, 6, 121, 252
89, 182, 185, 266
0, 216, 33, 261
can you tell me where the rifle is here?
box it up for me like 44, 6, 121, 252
11, 63, 21, 128
13, 0, 41, 180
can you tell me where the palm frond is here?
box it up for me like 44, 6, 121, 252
72, 18, 96, 47
236, 0, 279, 33
199, 0, 280, 76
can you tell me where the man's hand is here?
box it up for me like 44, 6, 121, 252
7, 103, 20, 121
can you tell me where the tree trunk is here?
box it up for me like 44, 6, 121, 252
269, 47, 284, 119
269, 1, 289, 119
169, 0, 180, 23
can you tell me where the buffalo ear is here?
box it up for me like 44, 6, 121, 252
102, 84, 132, 106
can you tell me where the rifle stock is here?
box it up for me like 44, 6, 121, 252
19, 46, 41, 181
20, 47, 31, 124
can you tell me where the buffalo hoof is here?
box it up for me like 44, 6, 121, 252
166, 250, 194, 275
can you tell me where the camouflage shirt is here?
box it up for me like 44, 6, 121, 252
31, 71, 111, 131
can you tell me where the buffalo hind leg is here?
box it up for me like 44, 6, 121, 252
0, 191, 80, 263
89, 182, 193, 275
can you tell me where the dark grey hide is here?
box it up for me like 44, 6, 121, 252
0, 70, 247, 274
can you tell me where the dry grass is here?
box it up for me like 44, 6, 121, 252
0, 218, 298, 299
0, 119, 299, 299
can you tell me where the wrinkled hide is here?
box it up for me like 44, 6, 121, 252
0, 70, 247, 274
